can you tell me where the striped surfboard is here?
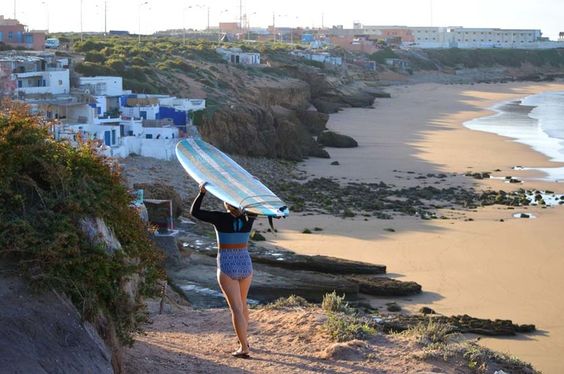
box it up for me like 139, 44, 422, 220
176, 138, 289, 218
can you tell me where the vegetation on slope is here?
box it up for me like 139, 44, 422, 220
0, 101, 163, 344
424, 48, 564, 69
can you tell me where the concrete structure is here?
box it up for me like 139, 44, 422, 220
216, 47, 260, 65
54, 117, 180, 160
0, 15, 45, 50
219, 22, 241, 33
119, 93, 205, 132
79, 76, 125, 96
338, 23, 560, 49
0, 54, 70, 97
329, 35, 380, 54
291, 51, 343, 66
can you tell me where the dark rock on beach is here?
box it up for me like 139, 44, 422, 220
345, 275, 422, 297
317, 131, 359, 148
377, 314, 535, 337
167, 252, 360, 306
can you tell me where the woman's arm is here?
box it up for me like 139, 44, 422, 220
190, 183, 218, 223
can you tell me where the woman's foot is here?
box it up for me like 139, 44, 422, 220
231, 347, 250, 359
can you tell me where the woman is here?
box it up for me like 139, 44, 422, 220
190, 182, 255, 358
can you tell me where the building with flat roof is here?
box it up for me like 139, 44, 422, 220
0, 15, 45, 50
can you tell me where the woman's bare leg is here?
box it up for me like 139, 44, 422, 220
239, 274, 252, 325
218, 270, 249, 352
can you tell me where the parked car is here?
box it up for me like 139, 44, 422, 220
45, 38, 60, 49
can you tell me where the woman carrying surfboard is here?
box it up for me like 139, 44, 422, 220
190, 182, 255, 358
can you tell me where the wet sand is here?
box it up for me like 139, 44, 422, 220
266, 82, 564, 373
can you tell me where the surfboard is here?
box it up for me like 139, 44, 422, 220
176, 138, 289, 218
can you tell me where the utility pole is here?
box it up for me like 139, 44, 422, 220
104, 0, 107, 35
239, 0, 242, 30
13, 0, 16, 19
207, 6, 210, 30
430, 0, 433, 26
272, 12, 275, 42
80, 0, 83, 40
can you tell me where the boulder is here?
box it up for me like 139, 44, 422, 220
317, 131, 359, 148
312, 98, 343, 114
296, 110, 329, 136
345, 275, 422, 296
79, 217, 122, 254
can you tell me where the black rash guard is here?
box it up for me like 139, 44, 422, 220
190, 192, 255, 279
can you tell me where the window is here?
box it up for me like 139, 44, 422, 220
18, 80, 22, 88
58, 80, 63, 85
0, 32, 3, 41
8, 32, 13, 40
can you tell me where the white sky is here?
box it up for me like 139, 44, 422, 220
2, 0, 563, 40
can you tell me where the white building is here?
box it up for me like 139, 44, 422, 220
406, 26, 546, 49
290, 51, 343, 66
79, 76, 126, 96
13, 68, 69, 96
216, 47, 261, 65
353, 24, 557, 49
54, 117, 180, 160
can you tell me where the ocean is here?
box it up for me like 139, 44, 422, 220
464, 90, 564, 181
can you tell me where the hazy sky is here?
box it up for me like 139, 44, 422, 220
2, 0, 563, 39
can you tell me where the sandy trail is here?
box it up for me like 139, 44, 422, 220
266, 82, 564, 374
124, 302, 457, 374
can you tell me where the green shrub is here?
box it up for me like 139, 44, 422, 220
265, 295, 310, 309
0, 102, 164, 344
405, 320, 456, 346
324, 313, 376, 342
369, 47, 398, 63
322, 291, 353, 314
84, 51, 106, 63
75, 62, 116, 76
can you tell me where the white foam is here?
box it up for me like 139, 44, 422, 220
464, 92, 564, 182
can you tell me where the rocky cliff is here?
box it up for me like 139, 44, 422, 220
199, 64, 382, 160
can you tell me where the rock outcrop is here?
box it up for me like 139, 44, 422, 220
317, 131, 359, 148
0, 264, 114, 374
199, 65, 380, 160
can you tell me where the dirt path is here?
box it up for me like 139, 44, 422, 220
124, 302, 459, 374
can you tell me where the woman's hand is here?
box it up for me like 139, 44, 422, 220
199, 182, 208, 193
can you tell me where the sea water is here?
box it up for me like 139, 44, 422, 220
464, 91, 564, 181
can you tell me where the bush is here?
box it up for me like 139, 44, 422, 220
369, 47, 398, 63
324, 313, 376, 342
74, 61, 115, 76
0, 102, 164, 344
405, 320, 456, 346
322, 291, 353, 314
85, 51, 106, 63
265, 295, 310, 309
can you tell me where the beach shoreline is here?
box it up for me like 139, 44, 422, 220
265, 81, 564, 373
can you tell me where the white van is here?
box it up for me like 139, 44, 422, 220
45, 38, 60, 49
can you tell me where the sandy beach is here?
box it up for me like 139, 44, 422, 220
266, 82, 564, 373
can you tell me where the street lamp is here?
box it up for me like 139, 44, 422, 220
41, 1, 49, 33
246, 11, 256, 41
217, 8, 229, 43
80, 0, 83, 40
138, 1, 149, 44
184, 4, 205, 45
